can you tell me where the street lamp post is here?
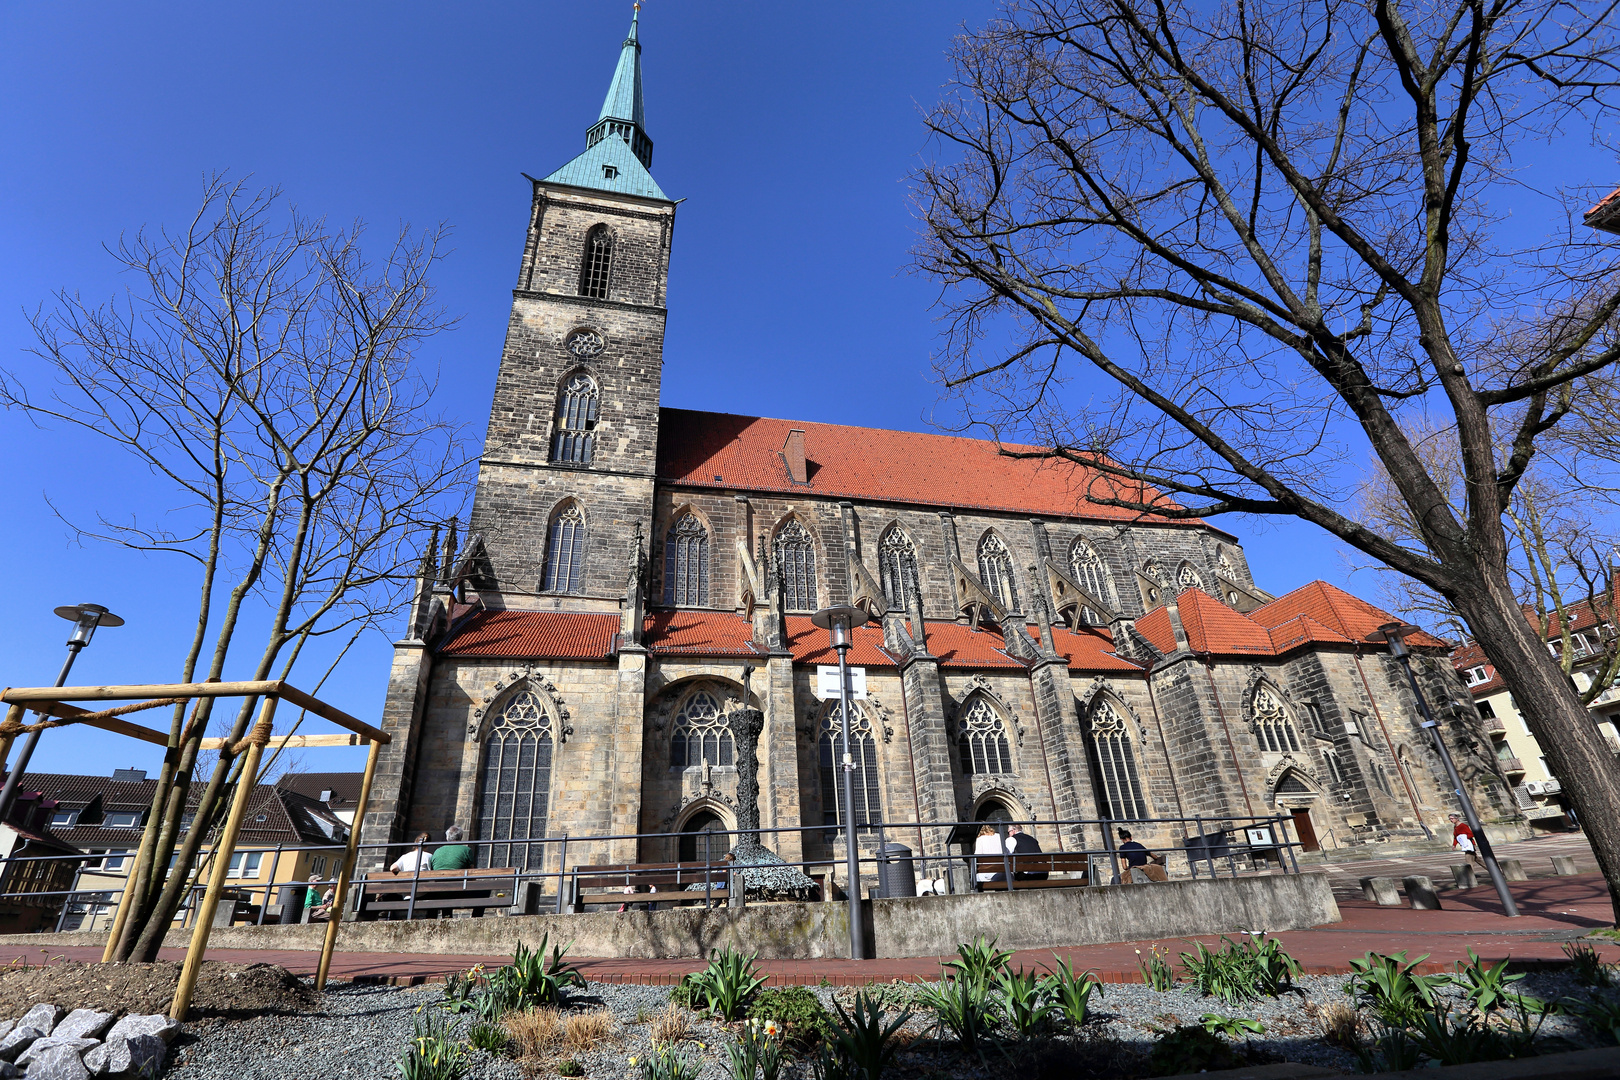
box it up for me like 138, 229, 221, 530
1369, 621, 1519, 918
0, 603, 124, 821
812, 604, 868, 960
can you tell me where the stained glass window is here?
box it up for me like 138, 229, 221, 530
579, 225, 613, 299
958, 698, 1013, 775
543, 504, 586, 593
1090, 700, 1148, 819
671, 691, 733, 768
664, 514, 710, 606
879, 528, 919, 611
774, 520, 817, 612
551, 373, 599, 464
1252, 685, 1303, 753
819, 703, 882, 834
977, 533, 1020, 613
477, 690, 554, 871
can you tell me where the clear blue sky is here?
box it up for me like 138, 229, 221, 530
0, 2, 1604, 780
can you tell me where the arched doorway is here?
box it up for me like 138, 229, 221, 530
678, 810, 731, 864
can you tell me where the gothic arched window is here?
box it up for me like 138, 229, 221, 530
1275, 770, 1314, 797
550, 373, 599, 464
819, 703, 882, 833
1142, 559, 1169, 585
476, 689, 555, 871
670, 690, 733, 768
1070, 539, 1115, 612
1369, 760, 1394, 796
542, 503, 587, 594
1322, 748, 1348, 785
579, 225, 614, 299
957, 698, 1013, 775
1217, 546, 1238, 580
977, 533, 1021, 613
1252, 685, 1303, 753
1177, 562, 1205, 591
879, 527, 919, 611
774, 520, 817, 612
1090, 699, 1148, 820
664, 514, 710, 606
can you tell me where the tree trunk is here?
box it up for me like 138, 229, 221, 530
1452, 571, 1620, 919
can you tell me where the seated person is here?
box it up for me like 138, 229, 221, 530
389, 832, 433, 875
430, 825, 476, 870
1005, 825, 1048, 880
305, 874, 334, 921
1116, 828, 1166, 882
974, 825, 1007, 886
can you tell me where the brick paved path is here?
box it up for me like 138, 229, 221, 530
2, 855, 1613, 988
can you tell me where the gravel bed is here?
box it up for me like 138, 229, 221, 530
162, 967, 1620, 1078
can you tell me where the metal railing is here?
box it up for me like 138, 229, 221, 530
0, 811, 1305, 933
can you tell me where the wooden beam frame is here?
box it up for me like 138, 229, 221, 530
0, 680, 389, 1017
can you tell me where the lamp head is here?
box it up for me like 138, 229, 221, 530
1366, 620, 1414, 659
54, 603, 124, 649
811, 605, 868, 648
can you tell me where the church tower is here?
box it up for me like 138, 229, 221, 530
470, 6, 675, 611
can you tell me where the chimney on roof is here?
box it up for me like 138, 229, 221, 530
781, 429, 807, 484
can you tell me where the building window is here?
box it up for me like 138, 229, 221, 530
476, 689, 555, 872
1369, 761, 1393, 796
818, 703, 882, 834
226, 852, 263, 879
1070, 539, 1115, 613
103, 811, 141, 828
1176, 562, 1205, 591
1463, 665, 1490, 686
878, 527, 919, 611
1089, 699, 1148, 820
1252, 685, 1302, 753
1303, 701, 1327, 734
957, 698, 1013, 775
550, 373, 599, 464
542, 503, 587, 594
1322, 748, 1347, 784
977, 532, 1021, 613
578, 225, 614, 299
774, 520, 817, 612
1217, 547, 1237, 580
664, 514, 710, 606
671, 691, 733, 768
50, 809, 79, 828
1476, 700, 1496, 720
311, 855, 328, 879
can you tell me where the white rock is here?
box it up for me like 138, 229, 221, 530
19, 1043, 88, 1080
81, 1034, 163, 1079
99, 1017, 177, 1047
0, 1029, 43, 1064
0, 1024, 13, 1042
49, 1013, 111, 1043
14, 1009, 62, 1038
15, 1040, 97, 1070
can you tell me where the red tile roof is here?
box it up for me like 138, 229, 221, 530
1450, 641, 1506, 696
440, 610, 621, 659
1250, 581, 1447, 649
1587, 185, 1620, 235
644, 611, 768, 657
1045, 625, 1147, 673
783, 616, 903, 667
1175, 588, 1278, 655
656, 408, 1205, 524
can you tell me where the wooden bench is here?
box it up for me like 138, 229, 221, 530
569, 861, 733, 908
974, 852, 1092, 890
356, 867, 518, 920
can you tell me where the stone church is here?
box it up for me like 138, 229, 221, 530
358, 12, 1517, 880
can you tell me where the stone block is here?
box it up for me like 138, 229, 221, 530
1403, 875, 1442, 910
1552, 855, 1579, 876
50, 1012, 112, 1043
82, 1032, 164, 1078
1499, 858, 1527, 881
16, 1007, 62, 1038
16, 1037, 98, 1069
101, 1015, 178, 1046
20, 1043, 88, 1080
1360, 876, 1402, 905
1451, 863, 1476, 889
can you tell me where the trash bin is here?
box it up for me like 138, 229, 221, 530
278, 882, 306, 925
877, 843, 917, 898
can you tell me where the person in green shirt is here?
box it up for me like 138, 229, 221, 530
430, 824, 476, 870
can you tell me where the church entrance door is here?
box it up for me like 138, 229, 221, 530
1290, 808, 1320, 852
678, 811, 731, 864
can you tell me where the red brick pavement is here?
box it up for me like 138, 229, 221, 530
3, 872, 1616, 988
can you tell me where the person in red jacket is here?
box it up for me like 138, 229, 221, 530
1450, 812, 1483, 868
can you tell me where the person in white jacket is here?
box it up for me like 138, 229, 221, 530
974, 825, 1006, 887
389, 832, 433, 874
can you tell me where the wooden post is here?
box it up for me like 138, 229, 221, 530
315, 736, 381, 990
169, 698, 277, 1021
0, 702, 24, 774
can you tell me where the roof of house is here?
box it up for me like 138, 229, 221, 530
1451, 641, 1507, 696
655, 408, 1208, 525
440, 610, 621, 659
275, 772, 366, 812
1250, 581, 1448, 649
1587, 185, 1620, 235
1449, 591, 1617, 696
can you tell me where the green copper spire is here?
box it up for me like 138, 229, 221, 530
542, 4, 665, 200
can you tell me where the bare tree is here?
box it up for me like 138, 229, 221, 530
1360, 425, 1620, 703
0, 177, 468, 960
913, 0, 1620, 911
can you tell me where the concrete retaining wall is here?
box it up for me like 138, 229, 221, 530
869, 873, 1339, 959
5, 873, 1337, 961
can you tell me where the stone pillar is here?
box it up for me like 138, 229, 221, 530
1026, 658, 1100, 851
357, 640, 433, 871
939, 512, 965, 621
762, 653, 804, 863
900, 655, 958, 860
609, 644, 648, 865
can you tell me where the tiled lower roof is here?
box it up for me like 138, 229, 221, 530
440, 611, 620, 659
